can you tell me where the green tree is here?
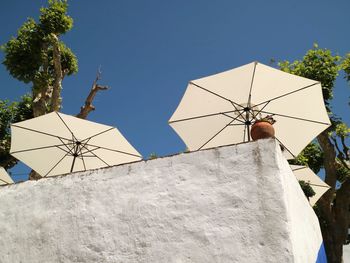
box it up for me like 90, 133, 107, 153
280, 44, 350, 263
0, 95, 33, 169
0, 0, 77, 179
1, 0, 107, 179
2, 0, 78, 117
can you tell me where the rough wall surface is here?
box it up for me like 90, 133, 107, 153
0, 139, 324, 263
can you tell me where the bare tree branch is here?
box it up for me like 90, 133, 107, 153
76, 68, 109, 119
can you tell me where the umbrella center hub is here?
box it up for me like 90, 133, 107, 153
233, 103, 261, 122
243, 107, 250, 112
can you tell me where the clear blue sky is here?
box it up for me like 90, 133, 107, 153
1, 0, 349, 181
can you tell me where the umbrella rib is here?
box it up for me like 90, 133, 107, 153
274, 137, 296, 159
308, 183, 330, 188
83, 127, 115, 141
291, 166, 307, 172
43, 152, 71, 177
230, 102, 246, 120
258, 110, 330, 125
11, 125, 72, 141
55, 112, 78, 141
291, 167, 330, 188
85, 144, 142, 158
247, 61, 258, 107
57, 137, 75, 154
80, 145, 99, 155
11, 143, 72, 154
80, 138, 92, 154
190, 82, 244, 109
0, 178, 11, 185
250, 101, 271, 121
254, 82, 319, 108
222, 113, 245, 124
198, 117, 238, 150
81, 154, 87, 171
80, 148, 111, 167
91, 152, 111, 167
78, 138, 101, 170
57, 145, 75, 155
169, 110, 242, 124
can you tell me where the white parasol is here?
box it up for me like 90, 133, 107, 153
169, 61, 331, 159
291, 165, 330, 206
10, 112, 142, 177
0, 167, 14, 185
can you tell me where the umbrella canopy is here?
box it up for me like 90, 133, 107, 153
291, 165, 330, 206
10, 112, 142, 177
169, 61, 331, 159
0, 167, 14, 185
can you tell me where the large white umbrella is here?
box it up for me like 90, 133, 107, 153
10, 112, 142, 177
169, 61, 331, 159
291, 165, 330, 206
0, 167, 14, 185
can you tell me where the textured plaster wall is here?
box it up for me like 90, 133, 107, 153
0, 139, 323, 263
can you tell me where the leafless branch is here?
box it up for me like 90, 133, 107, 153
76, 68, 109, 119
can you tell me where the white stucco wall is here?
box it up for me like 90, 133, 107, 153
0, 139, 324, 263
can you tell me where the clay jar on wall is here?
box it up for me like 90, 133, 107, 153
251, 121, 275, 141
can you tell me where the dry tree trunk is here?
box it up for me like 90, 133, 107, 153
50, 34, 63, 112
76, 68, 108, 119
317, 131, 350, 263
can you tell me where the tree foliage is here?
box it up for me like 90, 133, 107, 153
1, 0, 108, 178
289, 143, 324, 174
1, 0, 77, 116
280, 44, 350, 263
0, 0, 77, 175
279, 43, 341, 105
0, 96, 33, 169
299, 180, 316, 199
39, 0, 73, 35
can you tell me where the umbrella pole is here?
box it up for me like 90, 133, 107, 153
246, 110, 251, 141
70, 143, 80, 173
70, 156, 77, 173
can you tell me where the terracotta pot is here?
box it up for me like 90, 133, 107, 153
251, 121, 275, 141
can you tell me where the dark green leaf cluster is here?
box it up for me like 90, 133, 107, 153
2, 19, 43, 83
44, 41, 78, 78
0, 95, 33, 169
59, 43, 78, 76
341, 53, 350, 82
1, 0, 77, 85
289, 143, 324, 173
0, 95, 33, 141
336, 163, 350, 183
39, 0, 73, 35
279, 44, 341, 105
299, 180, 316, 198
